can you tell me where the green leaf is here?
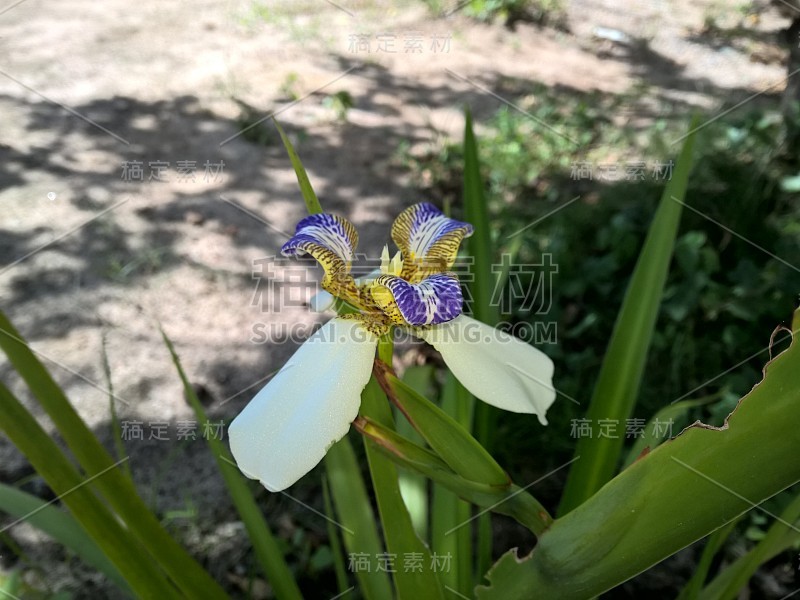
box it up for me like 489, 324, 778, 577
698, 488, 800, 600
432, 374, 473, 595
322, 477, 350, 596
558, 121, 699, 514
494, 234, 524, 311
0, 483, 129, 592
356, 415, 551, 536
361, 377, 445, 600
463, 109, 498, 328
380, 369, 508, 488
398, 366, 434, 540
100, 332, 132, 481
0, 310, 227, 598
273, 118, 323, 215
676, 517, 741, 600
0, 382, 179, 598
463, 108, 501, 577
161, 329, 303, 600
622, 394, 719, 469
477, 307, 800, 599
325, 437, 394, 600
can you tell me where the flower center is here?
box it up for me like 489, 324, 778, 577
379, 245, 404, 277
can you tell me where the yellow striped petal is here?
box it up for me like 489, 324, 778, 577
391, 203, 473, 282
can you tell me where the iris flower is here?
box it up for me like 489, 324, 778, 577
229, 203, 555, 491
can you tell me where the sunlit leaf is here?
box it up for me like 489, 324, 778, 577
559, 121, 699, 514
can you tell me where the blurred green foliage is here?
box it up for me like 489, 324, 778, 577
400, 91, 800, 489
423, 0, 567, 27
322, 91, 354, 123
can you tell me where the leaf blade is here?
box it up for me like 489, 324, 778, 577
477, 307, 800, 599
0, 483, 129, 592
558, 122, 699, 514
0, 310, 227, 598
161, 329, 303, 600
274, 118, 323, 215
325, 436, 395, 600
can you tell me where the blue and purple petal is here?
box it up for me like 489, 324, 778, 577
281, 213, 359, 299
371, 272, 463, 326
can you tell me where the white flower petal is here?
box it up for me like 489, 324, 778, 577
229, 317, 378, 491
417, 315, 556, 424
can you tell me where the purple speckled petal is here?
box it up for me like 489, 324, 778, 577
281, 213, 358, 264
372, 273, 463, 326
281, 213, 359, 298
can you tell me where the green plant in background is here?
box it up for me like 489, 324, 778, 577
403, 92, 800, 479
322, 90, 354, 122
422, 0, 568, 28
1, 113, 799, 598
464, 0, 567, 27
398, 89, 618, 204
278, 72, 301, 101
233, 97, 274, 146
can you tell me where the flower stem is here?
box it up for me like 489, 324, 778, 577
503, 486, 554, 537
377, 333, 394, 365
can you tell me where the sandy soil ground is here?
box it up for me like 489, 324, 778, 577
0, 0, 795, 594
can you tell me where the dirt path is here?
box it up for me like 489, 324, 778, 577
0, 0, 793, 592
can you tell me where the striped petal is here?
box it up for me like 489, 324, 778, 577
416, 315, 556, 423
391, 203, 473, 282
229, 317, 379, 491
282, 213, 359, 300
371, 273, 463, 326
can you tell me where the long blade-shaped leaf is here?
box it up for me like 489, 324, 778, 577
477, 307, 800, 599
161, 330, 303, 600
361, 338, 444, 599
0, 382, 178, 598
382, 371, 509, 489
431, 373, 474, 595
322, 477, 350, 596
0, 483, 129, 592
698, 489, 800, 600
274, 119, 323, 215
462, 110, 500, 576
325, 437, 393, 600
0, 310, 227, 598
558, 122, 698, 514
462, 109, 498, 328
356, 415, 553, 535
398, 366, 434, 540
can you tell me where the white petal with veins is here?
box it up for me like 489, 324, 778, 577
229, 317, 378, 491
416, 315, 556, 424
